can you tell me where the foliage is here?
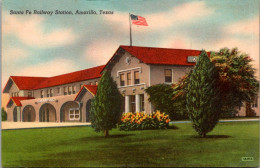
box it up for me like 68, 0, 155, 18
210, 47, 259, 117
145, 84, 188, 120
119, 111, 170, 131
173, 47, 259, 118
186, 50, 221, 137
90, 71, 122, 137
2, 107, 7, 121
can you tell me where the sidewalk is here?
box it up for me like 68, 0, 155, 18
1, 118, 259, 130
1, 121, 91, 130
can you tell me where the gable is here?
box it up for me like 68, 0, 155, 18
74, 85, 97, 101
102, 45, 210, 72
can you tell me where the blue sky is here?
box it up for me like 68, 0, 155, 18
2, 0, 259, 90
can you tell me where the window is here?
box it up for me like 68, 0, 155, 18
47, 89, 50, 97
16, 92, 19, 97
64, 87, 67, 95
69, 109, 80, 120
130, 95, 136, 113
12, 93, 14, 97
28, 91, 32, 97
127, 72, 131, 85
68, 86, 72, 95
252, 97, 258, 108
90, 82, 93, 85
73, 86, 76, 94
57, 87, 60, 94
50, 89, 53, 97
95, 81, 98, 85
41, 90, 44, 98
140, 94, 145, 111
165, 69, 172, 83
134, 71, 140, 84
120, 73, 125, 86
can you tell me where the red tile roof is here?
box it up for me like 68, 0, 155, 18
74, 85, 97, 101
120, 45, 209, 65
11, 76, 47, 90
7, 97, 35, 107
85, 85, 98, 96
34, 65, 104, 89
3, 65, 105, 92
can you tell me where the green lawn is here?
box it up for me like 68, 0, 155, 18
2, 121, 259, 167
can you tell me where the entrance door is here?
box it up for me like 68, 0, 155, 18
86, 99, 92, 122
130, 95, 136, 113
39, 103, 56, 122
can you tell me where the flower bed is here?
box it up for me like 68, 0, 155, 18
119, 111, 170, 131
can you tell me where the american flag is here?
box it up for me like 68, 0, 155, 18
130, 14, 148, 26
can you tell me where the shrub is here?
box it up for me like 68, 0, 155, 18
119, 111, 170, 131
2, 107, 7, 121
145, 84, 188, 120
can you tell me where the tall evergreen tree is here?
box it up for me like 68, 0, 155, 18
90, 70, 122, 137
186, 50, 221, 137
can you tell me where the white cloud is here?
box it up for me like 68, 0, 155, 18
146, 1, 213, 30
224, 16, 259, 36
2, 47, 29, 62
17, 58, 77, 77
104, 1, 214, 32
83, 40, 120, 65
161, 35, 191, 49
3, 13, 78, 48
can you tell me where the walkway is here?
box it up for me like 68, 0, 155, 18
1, 122, 91, 130
1, 118, 259, 130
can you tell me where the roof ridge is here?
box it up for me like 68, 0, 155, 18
48, 65, 105, 78
11, 76, 48, 78
11, 65, 105, 79
119, 45, 203, 51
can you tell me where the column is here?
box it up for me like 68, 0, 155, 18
135, 94, 140, 112
125, 95, 130, 113
17, 107, 21, 122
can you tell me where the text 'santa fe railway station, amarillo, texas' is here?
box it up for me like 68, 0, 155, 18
3, 46, 259, 122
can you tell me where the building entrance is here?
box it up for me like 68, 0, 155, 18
22, 105, 36, 122
39, 103, 56, 122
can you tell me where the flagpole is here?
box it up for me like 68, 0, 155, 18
129, 13, 132, 46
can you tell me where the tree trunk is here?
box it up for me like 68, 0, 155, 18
104, 130, 109, 137
202, 133, 206, 138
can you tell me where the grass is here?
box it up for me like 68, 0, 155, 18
2, 121, 259, 167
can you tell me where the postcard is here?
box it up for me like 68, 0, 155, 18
1, 0, 259, 167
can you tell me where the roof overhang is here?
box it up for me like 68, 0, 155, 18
7, 97, 35, 107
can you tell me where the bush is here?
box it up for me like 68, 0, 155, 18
119, 111, 170, 131
145, 84, 188, 120
2, 107, 7, 121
